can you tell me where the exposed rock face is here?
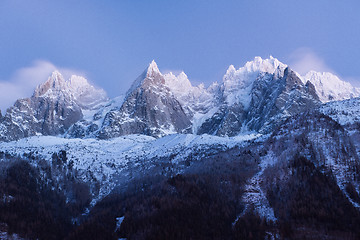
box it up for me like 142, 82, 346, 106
198, 65, 320, 136
245, 67, 320, 132
0, 71, 107, 141
97, 61, 192, 139
58, 57, 347, 139
93, 57, 320, 138
197, 104, 244, 136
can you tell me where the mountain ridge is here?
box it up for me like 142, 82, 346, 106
1, 56, 359, 142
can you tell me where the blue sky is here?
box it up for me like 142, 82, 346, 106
0, 0, 360, 111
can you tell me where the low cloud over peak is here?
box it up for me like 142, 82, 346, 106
288, 48, 335, 76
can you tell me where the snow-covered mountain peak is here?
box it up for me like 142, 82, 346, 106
177, 71, 188, 80
223, 56, 287, 84
164, 71, 193, 93
33, 70, 67, 97
303, 71, 360, 102
33, 71, 107, 109
243, 56, 287, 74
126, 60, 164, 96
146, 60, 161, 78
221, 57, 287, 108
225, 64, 236, 75
68, 75, 108, 109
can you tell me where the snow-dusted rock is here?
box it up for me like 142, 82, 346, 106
2, 56, 360, 142
0, 71, 107, 141
96, 61, 192, 139
302, 71, 360, 102
198, 58, 320, 136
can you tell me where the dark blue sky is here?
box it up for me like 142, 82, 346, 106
1, 0, 360, 110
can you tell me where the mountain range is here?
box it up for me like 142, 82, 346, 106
2, 56, 358, 141
1, 57, 360, 239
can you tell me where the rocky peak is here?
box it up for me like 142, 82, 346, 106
33, 70, 67, 97
146, 60, 161, 78
97, 61, 192, 139
197, 65, 321, 136
242, 56, 287, 75
164, 71, 193, 95
33, 71, 107, 109
223, 65, 236, 82
223, 56, 287, 82
0, 70, 109, 141
221, 57, 288, 108
125, 60, 165, 97
143, 60, 165, 88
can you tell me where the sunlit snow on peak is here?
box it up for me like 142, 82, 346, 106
302, 71, 360, 102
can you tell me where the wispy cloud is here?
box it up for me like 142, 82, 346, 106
0, 60, 85, 113
288, 48, 335, 75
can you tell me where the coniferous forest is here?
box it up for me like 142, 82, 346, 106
0, 151, 360, 240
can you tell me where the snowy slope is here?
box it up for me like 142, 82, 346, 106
321, 97, 360, 126
302, 71, 360, 102
65, 95, 125, 138
68, 75, 108, 109
163, 71, 219, 133
0, 133, 259, 203
163, 71, 216, 114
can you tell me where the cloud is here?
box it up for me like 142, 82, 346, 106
0, 60, 86, 113
288, 48, 335, 75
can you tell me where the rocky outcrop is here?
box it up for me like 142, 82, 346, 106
244, 67, 320, 132
97, 61, 192, 139
198, 65, 320, 136
0, 71, 107, 141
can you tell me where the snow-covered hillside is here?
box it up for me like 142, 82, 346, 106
302, 71, 360, 102
321, 97, 360, 126
0, 133, 259, 204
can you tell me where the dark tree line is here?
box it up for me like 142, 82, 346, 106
0, 153, 93, 240
69, 173, 276, 240
266, 156, 360, 239
1, 148, 360, 239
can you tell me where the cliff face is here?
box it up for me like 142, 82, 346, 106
0, 71, 107, 141
97, 61, 192, 139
